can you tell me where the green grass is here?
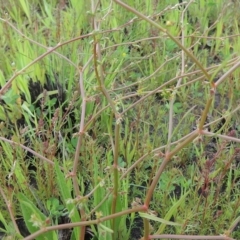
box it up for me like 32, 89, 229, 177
0, 0, 240, 239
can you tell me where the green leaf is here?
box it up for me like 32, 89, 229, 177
33, 90, 58, 104
16, 77, 31, 103
1, 89, 19, 105
0, 211, 7, 229
21, 101, 35, 118
0, 105, 6, 120
18, 0, 31, 22
14, 161, 28, 192
99, 223, 114, 233
139, 212, 182, 226
156, 191, 189, 234
17, 193, 57, 240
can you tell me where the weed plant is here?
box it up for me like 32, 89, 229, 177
0, 0, 240, 239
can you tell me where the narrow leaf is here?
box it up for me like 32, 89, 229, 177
99, 223, 114, 233
18, 193, 57, 240
157, 191, 189, 234
139, 212, 182, 226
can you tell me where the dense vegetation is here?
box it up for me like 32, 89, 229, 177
0, 0, 240, 239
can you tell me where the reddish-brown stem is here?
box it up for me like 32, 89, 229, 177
112, 123, 120, 238
149, 234, 233, 239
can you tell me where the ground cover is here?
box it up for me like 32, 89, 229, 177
0, 0, 240, 239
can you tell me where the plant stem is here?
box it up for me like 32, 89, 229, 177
143, 218, 150, 240
149, 234, 233, 239
72, 71, 87, 240
112, 123, 120, 238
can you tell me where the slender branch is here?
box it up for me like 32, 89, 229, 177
215, 59, 240, 86
0, 136, 62, 168
72, 69, 88, 240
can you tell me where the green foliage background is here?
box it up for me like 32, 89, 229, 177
0, 0, 240, 239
